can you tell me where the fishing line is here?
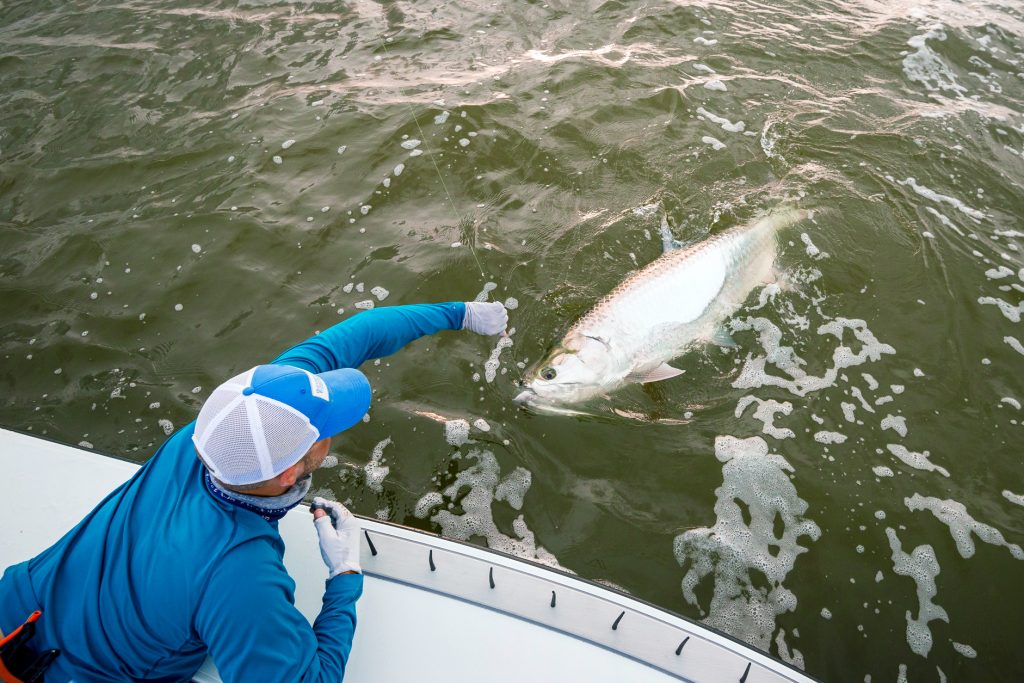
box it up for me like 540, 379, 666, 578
374, 29, 487, 279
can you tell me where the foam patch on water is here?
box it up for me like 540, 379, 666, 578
986, 266, 1015, 280
896, 177, 984, 221
887, 444, 949, 477
1003, 490, 1024, 507
414, 491, 444, 518
951, 642, 976, 658
494, 466, 531, 510
978, 296, 1022, 322
881, 415, 908, 437
474, 281, 497, 302
422, 449, 563, 568
445, 419, 471, 446
886, 528, 948, 657
760, 121, 784, 161
850, 386, 876, 413
924, 207, 965, 236
873, 466, 895, 478
364, 437, 391, 492
701, 135, 726, 150
800, 233, 827, 259
696, 107, 745, 133
902, 24, 967, 96
484, 336, 513, 383
735, 396, 794, 439
731, 317, 895, 397
904, 494, 1024, 560
674, 436, 820, 650
774, 629, 805, 670
1005, 336, 1024, 356
813, 431, 846, 445
370, 286, 389, 301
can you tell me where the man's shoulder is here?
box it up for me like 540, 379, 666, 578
198, 531, 296, 611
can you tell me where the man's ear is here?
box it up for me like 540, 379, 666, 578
276, 461, 303, 488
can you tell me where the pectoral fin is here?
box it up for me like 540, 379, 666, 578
660, 215, 684, 253
711, 328, 739, 348
630, 363, 685, 384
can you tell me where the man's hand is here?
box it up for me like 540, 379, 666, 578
462, 301, 508, 336
312, 497, 361, 577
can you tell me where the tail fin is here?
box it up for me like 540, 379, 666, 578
749, 205, 811, 238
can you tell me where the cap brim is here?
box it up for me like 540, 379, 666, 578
317, 368, 372, 438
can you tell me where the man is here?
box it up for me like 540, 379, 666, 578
0, 300, 508, 682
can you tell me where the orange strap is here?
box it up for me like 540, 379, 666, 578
0, 611, 41, 683
0, 612, 40, 650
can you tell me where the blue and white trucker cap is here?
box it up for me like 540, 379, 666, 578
193, 364, 371, 486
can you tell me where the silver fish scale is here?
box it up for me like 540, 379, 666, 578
569, 226, 753, 339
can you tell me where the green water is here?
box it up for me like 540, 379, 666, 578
2, 0, 1024, 679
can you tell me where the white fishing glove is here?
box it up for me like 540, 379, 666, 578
312, 497, 361, 577
462, 301, 508, 336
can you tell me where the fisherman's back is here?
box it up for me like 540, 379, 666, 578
1, 425, 287, 682
1, 302, 506, 682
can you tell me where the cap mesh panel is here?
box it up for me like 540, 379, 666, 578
193, 369, 318, 485
194, 387, 238, 443
202, 402, 263, 484
255, 397, 319, 473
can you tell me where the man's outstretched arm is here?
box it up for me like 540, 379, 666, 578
271, 301, 506, 374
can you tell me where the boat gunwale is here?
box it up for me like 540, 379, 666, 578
0, 425, 821, 683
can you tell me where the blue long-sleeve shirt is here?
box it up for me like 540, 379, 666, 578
0, 302, 466, 682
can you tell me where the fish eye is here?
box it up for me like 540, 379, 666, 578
541, 367, 557, 381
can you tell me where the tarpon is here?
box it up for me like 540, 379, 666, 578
515, 208, 808, 409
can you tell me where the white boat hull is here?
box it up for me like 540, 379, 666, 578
0, 428, 816, 683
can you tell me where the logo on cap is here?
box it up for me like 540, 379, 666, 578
308, 373, 330, 401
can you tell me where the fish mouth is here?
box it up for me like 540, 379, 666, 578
513, 385, 603, 418
513, 388, 537, 404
